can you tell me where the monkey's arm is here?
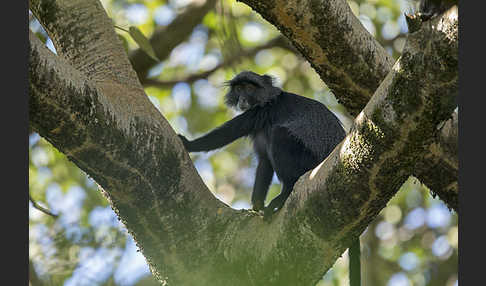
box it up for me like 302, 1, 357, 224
179, 110, 256, 152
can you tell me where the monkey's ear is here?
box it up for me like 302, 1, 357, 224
261, 74, 281, 99
262, 74, 276, 87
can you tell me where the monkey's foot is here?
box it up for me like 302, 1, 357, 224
263, 207, 278, 222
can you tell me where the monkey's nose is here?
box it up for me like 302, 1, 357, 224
238, 101, 250, 111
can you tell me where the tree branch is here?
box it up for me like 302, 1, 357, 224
414, 110, 458, 210
29, 193, 58, 218
30, 24, 225, 284
129, 0, 218, 81
29, 0, 140, 86
141, 36, 290, 88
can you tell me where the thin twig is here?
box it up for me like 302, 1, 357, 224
114, 24, 129, 33
29, 193, 58, 218
141, 36, 292, 88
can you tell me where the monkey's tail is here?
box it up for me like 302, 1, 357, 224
349, 238, 361, 286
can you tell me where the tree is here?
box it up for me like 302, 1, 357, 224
29, 0, 458, 285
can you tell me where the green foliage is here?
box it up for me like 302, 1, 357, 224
29, 135, 127, 285
128, 26, 160, 61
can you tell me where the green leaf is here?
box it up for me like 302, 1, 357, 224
128, 26, 159, 62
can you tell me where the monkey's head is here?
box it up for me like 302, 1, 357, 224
224, 71, 281, 111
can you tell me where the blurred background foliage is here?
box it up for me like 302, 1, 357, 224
29, 0, 457, 285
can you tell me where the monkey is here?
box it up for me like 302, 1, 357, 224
405, 0, 457, 36
178, 71, 346, 220
416, 0, 457, 21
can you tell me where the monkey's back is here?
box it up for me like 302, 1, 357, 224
272, 92, 346, 161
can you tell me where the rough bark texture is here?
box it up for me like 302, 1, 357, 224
29, 0, 458, 285
415, 111, 458, 210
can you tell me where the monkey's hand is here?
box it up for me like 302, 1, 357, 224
178, 134, 191, 150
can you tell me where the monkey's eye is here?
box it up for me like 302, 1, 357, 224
244, 83, 256, 92
234, 85, 243, 92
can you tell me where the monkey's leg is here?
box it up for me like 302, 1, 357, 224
251, 156, 274, 211
263, 126, 313, 220
263, 182, 294, 220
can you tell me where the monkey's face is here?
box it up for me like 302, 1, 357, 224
230, 82, 259, 111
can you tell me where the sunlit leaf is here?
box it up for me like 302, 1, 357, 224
128, 26, 159, 61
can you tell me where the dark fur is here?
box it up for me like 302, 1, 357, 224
179, 71, 346, 219
418, 0, 456, 20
